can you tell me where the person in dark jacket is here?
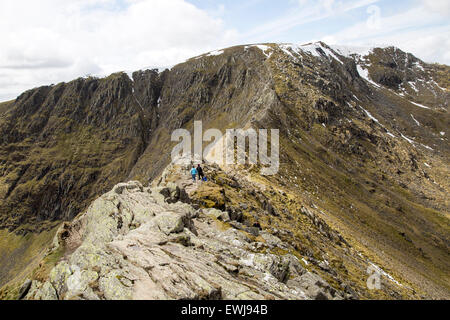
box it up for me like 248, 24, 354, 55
197, 164, 205, 181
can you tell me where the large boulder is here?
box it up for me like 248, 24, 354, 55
287, 272, 343, 300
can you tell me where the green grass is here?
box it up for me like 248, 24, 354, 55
0, 225, 60, 297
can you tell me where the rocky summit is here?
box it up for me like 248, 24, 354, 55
0, 42, 448, 300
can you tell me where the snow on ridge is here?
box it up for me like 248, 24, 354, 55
246, 44, 273, 58
360, 106, 396, 138
278, 43, 302, 59
300, 42, 343, 64
206, 49, 224, 57
331, 45, 374, 58
431, 80, 446, 92
277, 42, 344, 64
360, 106, 380, 124
125, 70, 134, 81
299, 43, 323, 58
319, 46, 344, 64
413, 61, 425, 72
408, 81, 419, 93
368, 262, 403, 287
411, 114, 421, 126
357, 65, 381, 88
194, 49, 224, 59
400, 133, 415, 145
409, 101, 431, 109
421, 144, 434, 151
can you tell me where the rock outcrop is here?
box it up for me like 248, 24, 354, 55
24, 175, 341, 300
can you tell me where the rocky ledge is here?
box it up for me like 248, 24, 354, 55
22, 174, 343, 300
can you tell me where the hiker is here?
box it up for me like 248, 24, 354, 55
190, 166, 198, 182
197, 164, 205, 181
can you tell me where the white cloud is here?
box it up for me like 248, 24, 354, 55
0, 0, 238, 101
321, 5, 450, 64
421, 0, 450, 16
242, 0, 380, 42
0, 0, 448, 102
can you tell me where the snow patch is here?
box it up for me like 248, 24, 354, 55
410, 101, 431, 109
331, 45, 373, 58
413, 61, 425, 72
360, 106, 380, 124
255, 45, 273, 58
386, 132, 396, 138
431, 80, 446, 92
207, 49, 224, 57
400, 133, 415, 145
369, 262, 403, 287
408, 81, 419, 93
357, 65, 380, 88
411, 114, 420, 126
299, 43, 321, 57
126, 70, 134, 81
157, 96, 162, 108
360, 106, 396, 138
278, 44, 303, 59
299, 42, 343, 63
320, 47, 344, 64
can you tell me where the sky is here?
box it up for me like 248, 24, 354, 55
0, 0, 449, 101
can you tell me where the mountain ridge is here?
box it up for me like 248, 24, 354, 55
0, 41, 448, 299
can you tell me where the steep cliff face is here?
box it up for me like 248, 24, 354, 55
0, 42, 448, 299
0, 73, 152, 233
128, 46, 278, 182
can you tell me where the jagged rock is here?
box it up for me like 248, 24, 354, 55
158, 182, 190, 204
239, 253, 290, 283
260, 231, 283, 248
24, 180, 317, 300
36, 282, 58, 300
284, 255, 307, 277
226, 206, 243, 222
65, 266, 99, 300
239, 203, 248, 210
152, 212, 185, 235
18, 279, 32, 300
342, 283, 359, 300
203, 208, 230, 222
245, 227, 260, 237
262, 200, 279, 216
113, 181, 143, 195
287, 272, 343, 300
49, 261, 72, 296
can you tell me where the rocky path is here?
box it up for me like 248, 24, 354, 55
21, 164, 343, 300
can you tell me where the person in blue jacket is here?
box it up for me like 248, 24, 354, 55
190, 166, 198, 182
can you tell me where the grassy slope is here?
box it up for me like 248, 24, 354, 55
261, 46, 450, 298
0, 225, 60, 299
189, 165, 416, 299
